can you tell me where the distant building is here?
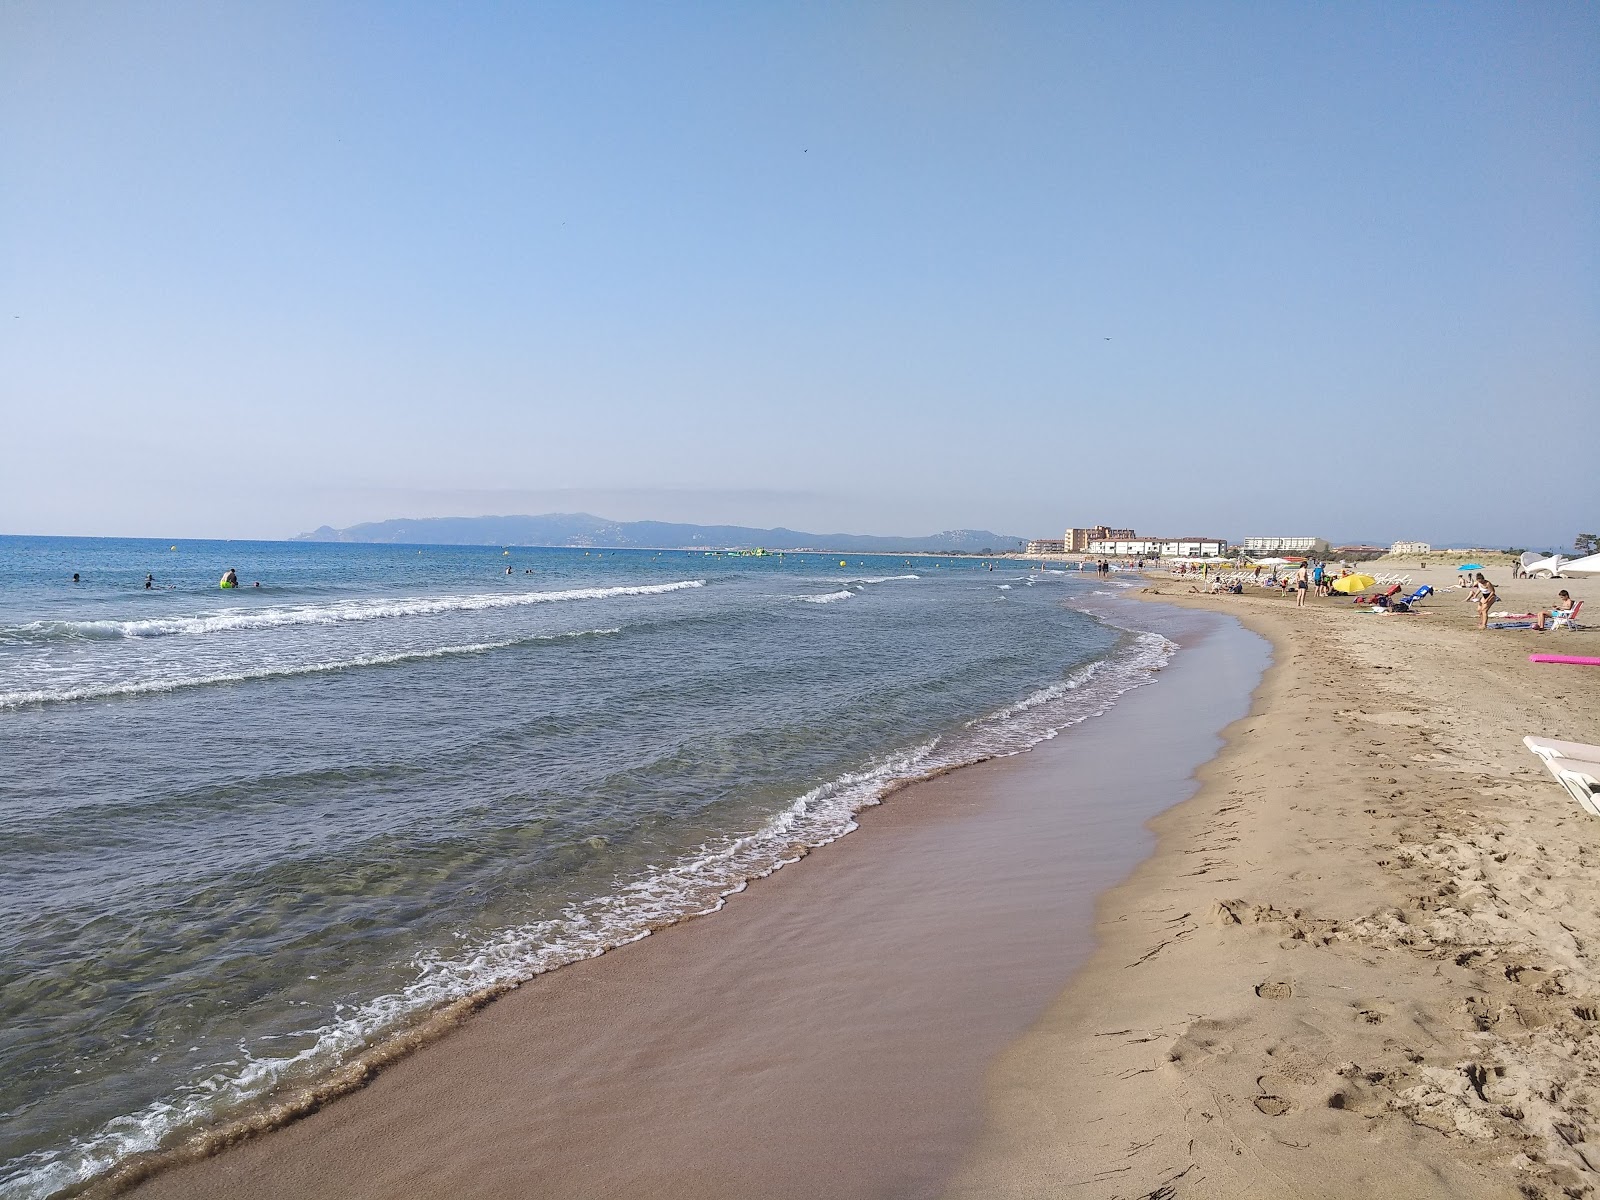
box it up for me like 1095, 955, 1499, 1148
1086, 536, 1227, 558
1025, 539, 1066, 555
1390, 540, 1431, 556
1242, 536, 1331, 556
1064, 525, 1134, 553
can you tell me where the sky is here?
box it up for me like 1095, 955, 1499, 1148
3, 2, 1596, 549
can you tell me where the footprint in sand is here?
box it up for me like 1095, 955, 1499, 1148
1256, 980, 1293, 999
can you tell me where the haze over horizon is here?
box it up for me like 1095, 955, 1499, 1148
4, 3, 1596, 548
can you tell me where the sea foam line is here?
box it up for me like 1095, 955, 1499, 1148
0, 629, 621, 710
2, 622, 1179, 1200
2, 581, 704, 643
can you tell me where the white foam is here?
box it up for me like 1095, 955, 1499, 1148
6, 581, 704, 642
796, 590, 855, 604
997, 584, 1012, 590
847, 574, 919, 584
0, 629, 621, 710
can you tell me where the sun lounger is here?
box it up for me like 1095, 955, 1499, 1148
1542, 757, 1600, 816
1524, 735, 1600, 761
1523, 738, 1600, 815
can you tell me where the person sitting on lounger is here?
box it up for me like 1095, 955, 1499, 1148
1533, 590, 1576, 632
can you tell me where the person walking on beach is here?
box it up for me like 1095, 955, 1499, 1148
1294, 562, 1310, 607
1473, 572, 1498, 630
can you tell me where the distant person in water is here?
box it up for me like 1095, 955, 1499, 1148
220, 568, 239, 589
72, 573, 80, 583
252, 581, 261, 588
145, 574, 154, 589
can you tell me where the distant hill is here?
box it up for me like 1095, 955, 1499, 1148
295, 513, 1025, 554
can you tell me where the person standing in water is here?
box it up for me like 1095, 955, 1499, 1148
145, 574, 154, 589
220, 568, 239, 589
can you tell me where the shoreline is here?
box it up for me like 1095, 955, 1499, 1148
945, 575, 1600, 1198
122, 602, 1267, 1199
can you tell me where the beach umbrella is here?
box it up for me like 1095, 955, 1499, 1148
1331, 574, 1377, 594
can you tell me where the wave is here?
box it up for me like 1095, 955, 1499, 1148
0, 629, 621, 710
796, 590, 855, 604
848, 574, 919, 584
2, 622, 1180, 1200
996, 584, 1012, 590
1, 581, 704, 643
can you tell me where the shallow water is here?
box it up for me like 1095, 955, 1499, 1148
0, 538, 1154, 1198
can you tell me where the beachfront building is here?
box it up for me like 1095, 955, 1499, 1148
1390, 540, 1432, 556
1159, 537, 1227, 558
1063, 526, 1134, 553
1241, 535, 1331, 557
1025, 538, 1066, 555
1084, 535, 1227, 558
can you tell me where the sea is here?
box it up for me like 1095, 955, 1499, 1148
0, 536, 1171, 1198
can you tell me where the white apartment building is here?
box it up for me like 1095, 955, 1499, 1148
1025, 539, 1066, 555
1242, 536, 1331, 556
1086, 536, 1227, 558
1390, 540, 1431, 556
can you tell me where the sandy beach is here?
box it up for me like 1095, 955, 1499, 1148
114, 568, 1600, 1199
948, 567, 1600, 1199
119, 602, 1264, 1199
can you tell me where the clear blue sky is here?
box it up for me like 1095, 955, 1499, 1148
4, 2, 1596, 547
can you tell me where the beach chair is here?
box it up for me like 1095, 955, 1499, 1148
1523, 737, 1600, 816
1524, 735, 1600, 761
1552, 600, 1585, 631
1401, 584, 1433, 605
1545, 758, 1600, 816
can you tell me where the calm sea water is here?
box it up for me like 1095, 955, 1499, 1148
0, 536, 1166, 1198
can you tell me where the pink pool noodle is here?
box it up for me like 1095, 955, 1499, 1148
1530, 655, 1600, 666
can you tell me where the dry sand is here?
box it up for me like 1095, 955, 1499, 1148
946, 568, 1600, 1200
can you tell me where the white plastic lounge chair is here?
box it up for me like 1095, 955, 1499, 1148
1543, 757, 1600, 816
1523, 735, 1600, 761
1524, 738, 1600, 816
1551, 600, 1585, 630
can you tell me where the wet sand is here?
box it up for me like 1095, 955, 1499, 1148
947, 572, 1600, 1199
128, 607, 1268, 1199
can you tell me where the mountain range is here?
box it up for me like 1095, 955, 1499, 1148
295, 513, 1026, 554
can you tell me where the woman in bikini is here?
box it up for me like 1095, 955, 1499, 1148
1474, 573, 1498, 630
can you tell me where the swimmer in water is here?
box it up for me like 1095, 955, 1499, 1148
145, 574, 154, 589
220, 568, 239, 588
72, 573, 80, 583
